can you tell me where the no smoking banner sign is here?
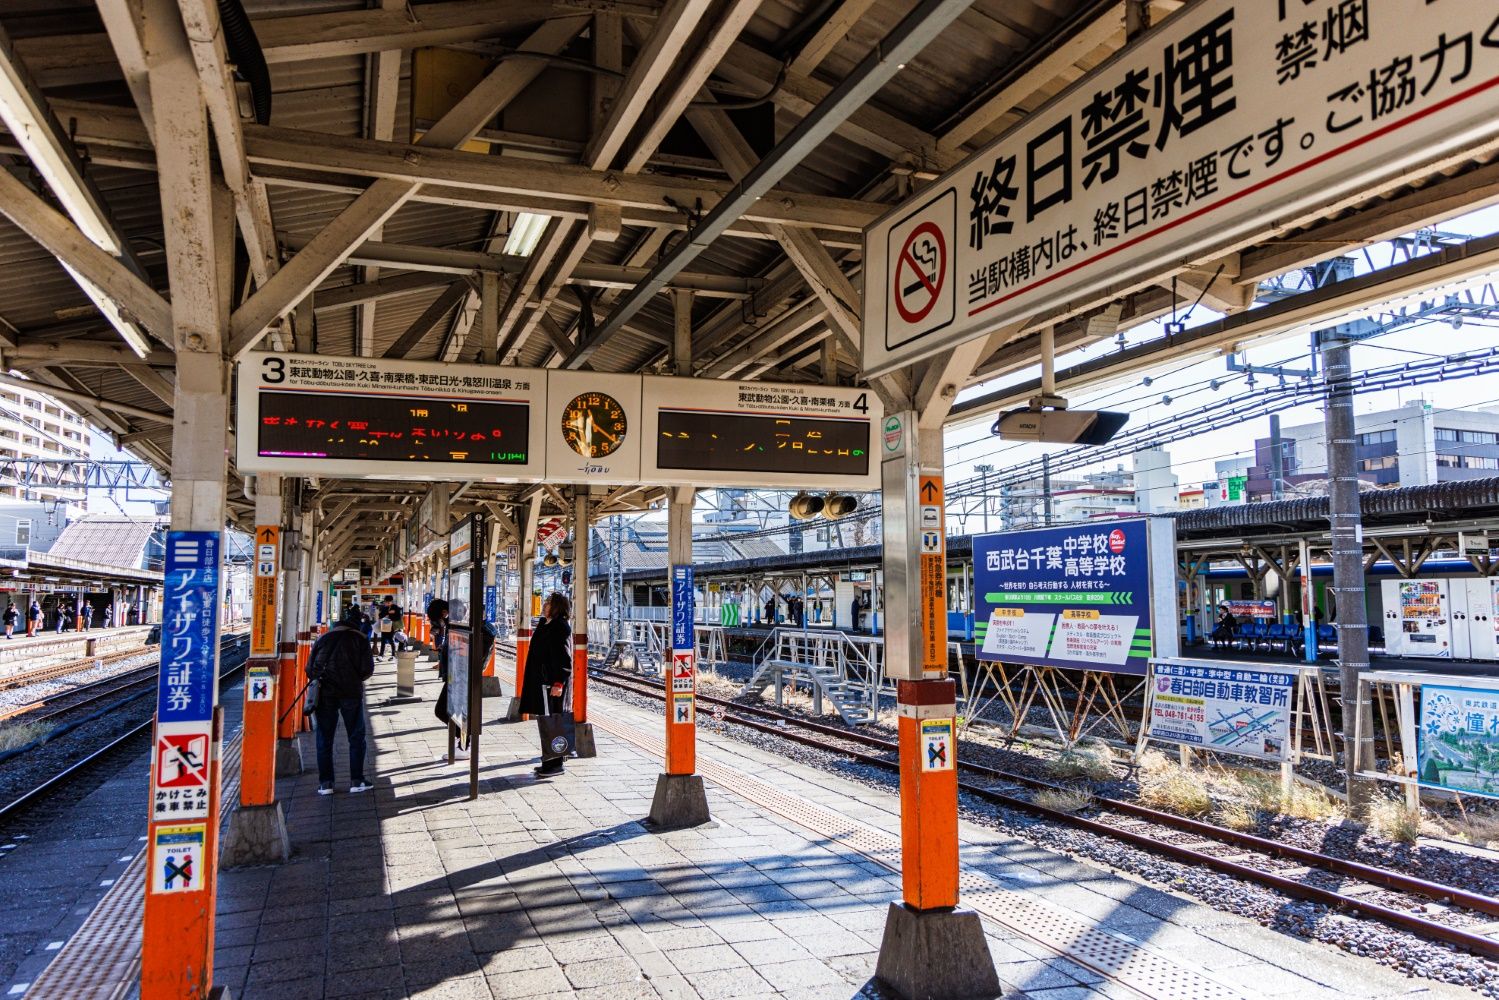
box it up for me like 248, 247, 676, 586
884, 188, 955, 351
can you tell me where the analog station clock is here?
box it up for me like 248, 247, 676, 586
560, 391, 627, 458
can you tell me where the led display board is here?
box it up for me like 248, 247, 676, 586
639, 376, 879, 489
236, 353, 547, 481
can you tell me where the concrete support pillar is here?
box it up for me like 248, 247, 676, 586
874, 412, 998, 1000
573, 490, 596, 757
650, 486, 709, 829
223, 474, 291, 866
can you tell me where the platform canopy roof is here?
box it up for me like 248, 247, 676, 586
1, 0, 1497, 575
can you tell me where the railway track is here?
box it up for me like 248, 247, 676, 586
0, 662, 159, 724
591, 666, 1499, 962
0, 633, 158, 693
0, 633, 250, 824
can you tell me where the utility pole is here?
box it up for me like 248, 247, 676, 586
1269, 414, 1285, 500
1319, 325, 1374, 815
1041, 454, 1053, 526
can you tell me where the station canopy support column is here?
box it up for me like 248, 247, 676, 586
649, 485, 710, 829
572, 489, 597, 757
875, 402, 999, 998
508, 494, 541, 720
275, 496, 305, 776
222, 472, 290, 866
139, 2, 233, 985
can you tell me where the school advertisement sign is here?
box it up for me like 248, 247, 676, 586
1149, 661, 1294, 761
974, 518, 1176, 675
1419, 684, 1499, 800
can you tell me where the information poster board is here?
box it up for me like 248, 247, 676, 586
1148, 660, 1294, 761
1225, 600, 1276, 621
973, 518, 1176, 676
1418, 684, 1499, 800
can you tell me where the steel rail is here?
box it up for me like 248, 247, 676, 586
591, 667, 1499, 959
1, 663, 160, 723
0, 635, 249, 823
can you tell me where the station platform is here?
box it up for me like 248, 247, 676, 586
30, 656, 1484, 1000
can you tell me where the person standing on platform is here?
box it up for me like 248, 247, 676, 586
81, 601, 90, 631
103, 604, 114, 629
54, 601, 67, 633
376, 597, 401, 660
427, 598, 452, 728
518, 592, 572, 779
27, 599, 40, 638
305, 606, 376, 795
2, 602, 16, 639
849, 594, 861, 633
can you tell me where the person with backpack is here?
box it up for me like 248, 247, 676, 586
305, 606, 376, 795
376, 596, 402, 660
2, 602, 17, 639
26, 599, 40, 637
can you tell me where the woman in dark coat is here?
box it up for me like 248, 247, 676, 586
518, 592, 572, 777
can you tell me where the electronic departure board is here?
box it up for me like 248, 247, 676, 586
656, 409, 869, 477
256, 391, 529, 465
640, 376, 879, 489
236, 353, 548, 481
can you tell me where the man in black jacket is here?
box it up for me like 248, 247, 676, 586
307, 608, 377, 794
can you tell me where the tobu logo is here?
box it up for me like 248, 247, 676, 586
550, 736, 570, 754
1108, 529, 1126, 554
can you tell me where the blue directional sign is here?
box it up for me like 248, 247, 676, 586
157, 531, 221, 724
672, 564, 694, 651
973, 519, 1161, 676
484, 585, 498, 626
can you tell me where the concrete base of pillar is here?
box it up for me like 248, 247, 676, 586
874, 903, 1001, 1000
646, 773, 710, 830
504, 698, 522, 722
209, 987, 233, 1000
480, 675, 504, 698
220, 802, 290, 868
275, 737, 303, 776
573, 722, 597, 758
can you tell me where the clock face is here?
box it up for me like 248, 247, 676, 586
561, 391, 627, 458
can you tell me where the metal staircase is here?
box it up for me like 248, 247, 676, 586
741, 629, 882, 726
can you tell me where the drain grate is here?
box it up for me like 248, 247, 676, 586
595, 714, 1245, 1000
28, 727, 246, 999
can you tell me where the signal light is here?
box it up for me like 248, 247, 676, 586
788, 492, 824, 520
823, 495, 858, 519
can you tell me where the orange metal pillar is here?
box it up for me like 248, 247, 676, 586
873, 410, 998, 997
296, 629, 312, 731
240, 507, 281, 808
571, 491, 596, 756
649, 487, 708, 827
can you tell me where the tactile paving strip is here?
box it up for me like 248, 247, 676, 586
594, 714, 1246, 1000
27, 726, 245, 1000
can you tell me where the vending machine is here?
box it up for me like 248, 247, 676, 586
1381, 579, 1452, 658
1450, 578, 1499, 661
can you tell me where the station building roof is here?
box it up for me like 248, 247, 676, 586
2, 2, 1498, 576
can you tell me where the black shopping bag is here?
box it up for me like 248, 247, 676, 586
537, 688, 574, 762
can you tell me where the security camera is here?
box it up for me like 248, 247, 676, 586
991, 407, 1129, 446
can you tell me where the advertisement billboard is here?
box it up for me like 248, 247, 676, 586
973, 518, 1176, 675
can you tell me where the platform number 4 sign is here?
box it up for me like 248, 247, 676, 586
885, 189, 956, 354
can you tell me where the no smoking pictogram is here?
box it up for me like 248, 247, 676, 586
894, 222, 946, 324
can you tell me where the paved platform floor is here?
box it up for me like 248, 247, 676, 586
191, 658, 1480, 1000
